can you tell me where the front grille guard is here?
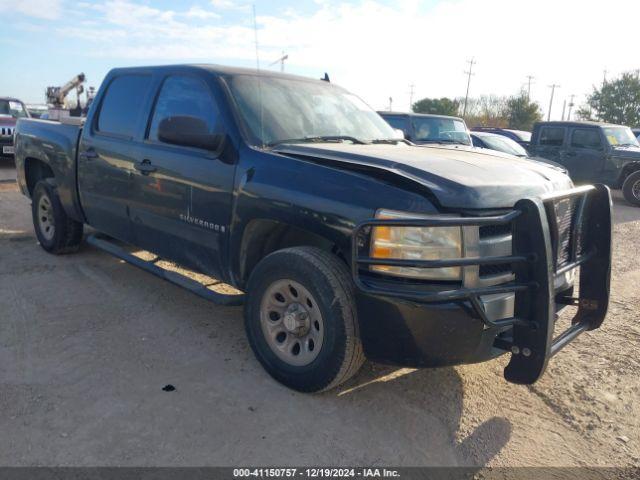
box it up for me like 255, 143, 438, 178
351, 184, 612, 384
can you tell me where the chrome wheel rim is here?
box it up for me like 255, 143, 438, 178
259, 279, 324, 366
633, 179, 640, 200
38, 194, 55, 241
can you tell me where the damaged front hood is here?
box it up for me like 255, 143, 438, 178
274, 142, 573, 209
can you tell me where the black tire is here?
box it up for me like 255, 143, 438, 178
622, 171, 640, 207
31, 179, 83, 254
244, 247, 365, 392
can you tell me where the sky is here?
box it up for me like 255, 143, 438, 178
1, 0, 639, 120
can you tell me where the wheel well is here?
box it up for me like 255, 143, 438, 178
25, 158, 54, 196
239, 220, 346, 286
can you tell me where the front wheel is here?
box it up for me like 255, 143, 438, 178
622, 171, 640, 207
244, 247, 365, 392
31, 179, 84, 254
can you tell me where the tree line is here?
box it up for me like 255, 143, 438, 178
412, 94, 543, 131
411, 70, 640, 130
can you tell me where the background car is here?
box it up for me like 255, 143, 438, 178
0, 97, 30, 160
471, 126, 531, 148
632, 128, 640, 140
471, 131, 568, 173
378, 111, 472, 146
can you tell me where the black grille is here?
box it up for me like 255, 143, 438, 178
551, 196, 589, 268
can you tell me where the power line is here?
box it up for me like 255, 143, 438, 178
525, 75, 535, 99
566, 94, 576, 121
547, 84, 560, 121
408, 84, 415, 112
462, 58, 476, 117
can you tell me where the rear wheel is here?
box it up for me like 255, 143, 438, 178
32, 179, 83, 254
244, 247, 364, 392
622, 171, 640, 207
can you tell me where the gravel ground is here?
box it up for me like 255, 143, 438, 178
0, 160, 638, 468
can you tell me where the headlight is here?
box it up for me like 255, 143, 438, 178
370, 209, 463, 281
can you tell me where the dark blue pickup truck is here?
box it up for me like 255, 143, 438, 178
14, 65, 612, 392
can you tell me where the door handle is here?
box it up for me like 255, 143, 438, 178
134, 160, 157, 175
80, 148, 99, 160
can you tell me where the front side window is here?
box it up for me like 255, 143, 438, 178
97, 75, 152, 137
227, 75, 395, 146
571, 128, 602, 149
411, 117, 471, 145
0, 99, 28, 118
539, 127, 565, 146
602, 126, 639, 147
148, 75, 221, 143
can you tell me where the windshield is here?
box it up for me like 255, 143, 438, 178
480, 135, 528, 156
411, 117, 471, 145
603, 126, 639, 147
0, 99, 28, 119
509, 130, 531, 142
227, 75, 395, 146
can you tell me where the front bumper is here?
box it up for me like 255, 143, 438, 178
352, 184, 612, 384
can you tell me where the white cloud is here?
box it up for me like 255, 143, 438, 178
0, 0, 62, 20
184, 6, 221, 20
39, 0, 640, 117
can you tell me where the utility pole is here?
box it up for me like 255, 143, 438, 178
603, 69, 608, 86
388, 97, 393, 111
547, 84, 560, 121
408, 84, 415, 112
526, 75, 535, 99
269, 51, 289, 72
561, 99, 567, 121
566, 94, 575, 121
462, 58, 476, 117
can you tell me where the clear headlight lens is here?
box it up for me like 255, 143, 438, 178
370, 209, 463, 281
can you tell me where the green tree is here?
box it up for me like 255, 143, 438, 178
412, 97, 460, 116
504, 94, 542, 130
585, 72, 640, 126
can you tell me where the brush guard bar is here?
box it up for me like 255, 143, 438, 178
351, 184, 612, 384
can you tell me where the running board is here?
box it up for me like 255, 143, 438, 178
86, 234, 245, 307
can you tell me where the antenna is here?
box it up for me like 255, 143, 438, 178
252, 4, 260, 70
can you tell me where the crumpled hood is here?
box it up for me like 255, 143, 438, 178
274, 142, 573, 209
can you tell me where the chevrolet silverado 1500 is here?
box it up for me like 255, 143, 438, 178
15, 65, 612, 392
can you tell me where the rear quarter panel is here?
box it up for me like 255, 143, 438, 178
15, 118, 83, 221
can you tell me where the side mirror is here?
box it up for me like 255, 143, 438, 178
158, 115, 223, 151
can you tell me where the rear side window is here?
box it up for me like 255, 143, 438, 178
539, 127, 565, 146
97, 75, 151, 138
571, 128, 602, 149
148, 75, 221, 143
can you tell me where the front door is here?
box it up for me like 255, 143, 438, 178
128, 74, 235, 280
78, 73, 153, 242
535, 125, 567, 166
562, 127, 605, 184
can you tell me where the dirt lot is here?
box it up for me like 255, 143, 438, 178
0, 159, 639, 468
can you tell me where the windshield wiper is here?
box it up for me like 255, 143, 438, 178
370, 138, 406, 144
421, 139, 470, 146
266, 135, 368, 148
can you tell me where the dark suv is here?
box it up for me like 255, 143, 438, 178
530, 121, 640, 206
378, 111, 472, 146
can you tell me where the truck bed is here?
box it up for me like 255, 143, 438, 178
15, 118, 84, 222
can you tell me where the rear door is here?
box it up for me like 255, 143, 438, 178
534, 126, 566, 165
78, 73, 153, 242
129, 73, 235, 279
563, 127, 605, 183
